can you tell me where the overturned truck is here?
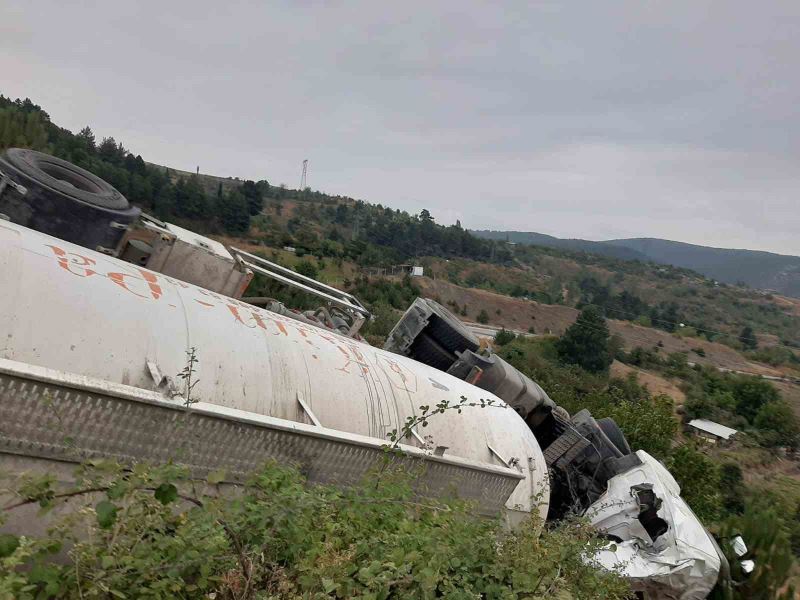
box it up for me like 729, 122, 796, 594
384, 299, 730, 599
0, 149, 745, 598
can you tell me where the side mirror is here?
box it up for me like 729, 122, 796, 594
731, 535, 748, 558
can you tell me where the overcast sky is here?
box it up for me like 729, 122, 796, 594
2, 1, 799, 254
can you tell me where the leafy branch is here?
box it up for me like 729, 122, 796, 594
177, 346, 200, 408
386, 395, 506, 451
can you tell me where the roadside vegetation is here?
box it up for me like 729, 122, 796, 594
619, 345, 799, 448
1, 460, 629, 599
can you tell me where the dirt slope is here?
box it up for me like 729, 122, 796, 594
416, 277, 783, 377
610, 361, 687, 405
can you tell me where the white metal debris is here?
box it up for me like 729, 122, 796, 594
589, 451, 722, 600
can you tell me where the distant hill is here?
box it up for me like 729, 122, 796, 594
472, 230, 800, 298
472, 230, 650, 262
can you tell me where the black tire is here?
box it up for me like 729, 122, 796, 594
408, 333, 457, 372
0, 149, 140, 251
597, 417, 632, 456
425, 302, 480, 354
3, 148, 128, 209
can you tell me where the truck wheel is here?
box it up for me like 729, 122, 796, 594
597, 418, 632, 456
409, 333, 457, 372
0, 148, 140, 251
2, 148, 129, 209
426, 304, 480, 354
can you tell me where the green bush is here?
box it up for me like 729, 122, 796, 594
747, 346, 800, 367
753, 400, 800, 448
494, 328, 516, 346
476, 309, 490, 324
361, 302, 400, 346
294, 259, 319, 279
713, 505, 797, 599
730, 376, 780, 422
667, 444, 722, 522
0, 461, 629, 599
584, 389, 677, 460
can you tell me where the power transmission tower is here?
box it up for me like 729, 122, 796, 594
299, 159, 308, 191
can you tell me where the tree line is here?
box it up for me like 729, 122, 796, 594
0, 95, 267, 235
0, 95, 508, 266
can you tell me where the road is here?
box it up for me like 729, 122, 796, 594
464, 322, 535, 340
687, 361, 800, 385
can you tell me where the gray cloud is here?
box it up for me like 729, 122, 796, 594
2, 1, 799, 253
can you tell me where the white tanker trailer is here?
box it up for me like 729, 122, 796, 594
0, 150, 745, 598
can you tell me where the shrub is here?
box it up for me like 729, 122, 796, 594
0, 461, 630, 599
594, 392, 677, 460
716, 505, 797, 599
494, 328, 516, 346
666, 444, 722, 522
730, 376, 780, 422
675, 326, 698, 338
753, 400, 800, 448
294, 259, 319, 279
739, 326, 758, 350
476, 309, 490, 324
622, 346, 664, 369
748, 346, 800, 367
720, 463, 746, 516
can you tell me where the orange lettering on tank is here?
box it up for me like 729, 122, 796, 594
226, 305, 258, 329
47, 245, 97, 277
138, 270, 163, 300
226, 304, 287, 334
107, 271, 156, 299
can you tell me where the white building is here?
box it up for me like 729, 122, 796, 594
687, 419, 737, 443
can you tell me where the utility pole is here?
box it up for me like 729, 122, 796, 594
299, 159, 308, 191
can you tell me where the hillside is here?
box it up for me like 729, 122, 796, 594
473, 229, 800, 298
609, 237, 800, 297
472, 229, 650, 262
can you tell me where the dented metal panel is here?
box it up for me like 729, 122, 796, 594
589, 451, 721, 600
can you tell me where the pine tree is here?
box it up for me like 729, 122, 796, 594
77, 126, 96, 152
556, 305, 613, 373
739, 326, 758, 350
240, 180, 264, 215
219, 190, 251, 234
